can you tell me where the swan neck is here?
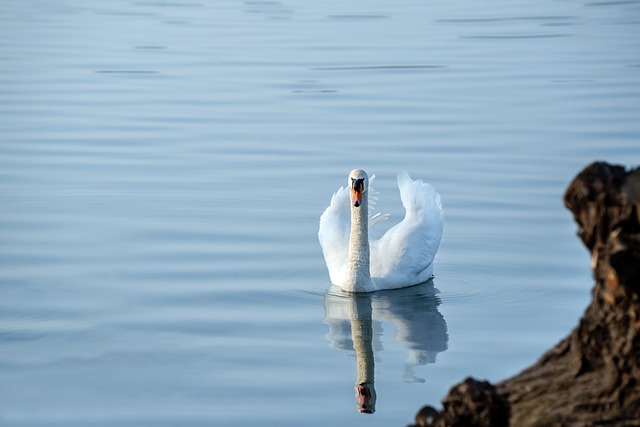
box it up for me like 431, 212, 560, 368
347, 192, 371, 291
351, 302, 374, 384
349, 295, 376, 413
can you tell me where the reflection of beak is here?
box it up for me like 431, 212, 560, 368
351, 178, 364, 207
355, 383, 375, 414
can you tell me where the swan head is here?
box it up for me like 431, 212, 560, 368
355, 382, 376, 414
348, 169, 369, 208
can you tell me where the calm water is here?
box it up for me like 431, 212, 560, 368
1, 0, 638, 425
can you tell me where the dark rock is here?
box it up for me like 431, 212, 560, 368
413, 405, 440, 427
409, 378, 508, 427
410, 162, 640, 427
440, 378, 508, 427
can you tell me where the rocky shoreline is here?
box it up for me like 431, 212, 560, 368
410, 162, 640, 427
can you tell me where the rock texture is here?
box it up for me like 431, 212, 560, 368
411, 162, 640, 427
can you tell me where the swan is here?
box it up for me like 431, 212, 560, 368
318, 169, 443, 292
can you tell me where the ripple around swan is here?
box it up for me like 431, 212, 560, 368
292, 281, 442, 306
295, 281, 548, 308
438, 284, 551, 306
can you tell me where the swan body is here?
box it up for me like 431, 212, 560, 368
319, 169, 443, 292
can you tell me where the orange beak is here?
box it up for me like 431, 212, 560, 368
356, 384, 375, 414
351, 178, 364, 207
351, 187, 362, 207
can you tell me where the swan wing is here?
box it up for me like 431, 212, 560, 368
371, 172, 443, 288
319, 185, 350, 285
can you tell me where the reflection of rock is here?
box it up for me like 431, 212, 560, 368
324, 281, 448, 414
411, 162, 640, 427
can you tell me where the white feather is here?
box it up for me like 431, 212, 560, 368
318, 171, 443, 292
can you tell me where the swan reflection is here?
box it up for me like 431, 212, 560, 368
323, 280, 448, 414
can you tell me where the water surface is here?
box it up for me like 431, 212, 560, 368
1, 0, 639, 426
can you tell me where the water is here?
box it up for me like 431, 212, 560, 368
1, 0, 638, 425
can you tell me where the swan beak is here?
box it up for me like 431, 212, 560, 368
351, 189, 362, 207
355, 383, 375, 414
351, 178, 364, 207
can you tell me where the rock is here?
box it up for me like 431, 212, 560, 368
410, 378, 508, 427
413, 405, 440, 427
409, 162, 640, 427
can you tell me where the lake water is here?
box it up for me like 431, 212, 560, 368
1, 0, 638, 425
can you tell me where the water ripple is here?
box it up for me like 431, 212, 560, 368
326, 15, 390, 20
440, 285, 548, 305
312, 65, 446, 71
437, 16, 575, 23
462, 34, 572, 40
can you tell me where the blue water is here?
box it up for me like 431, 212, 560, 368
1, 0, 638, 425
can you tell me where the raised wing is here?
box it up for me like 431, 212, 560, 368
319, 185, 351, 285
370, 172, 443, 288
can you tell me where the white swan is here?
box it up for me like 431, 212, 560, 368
319, 169, 443, 292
